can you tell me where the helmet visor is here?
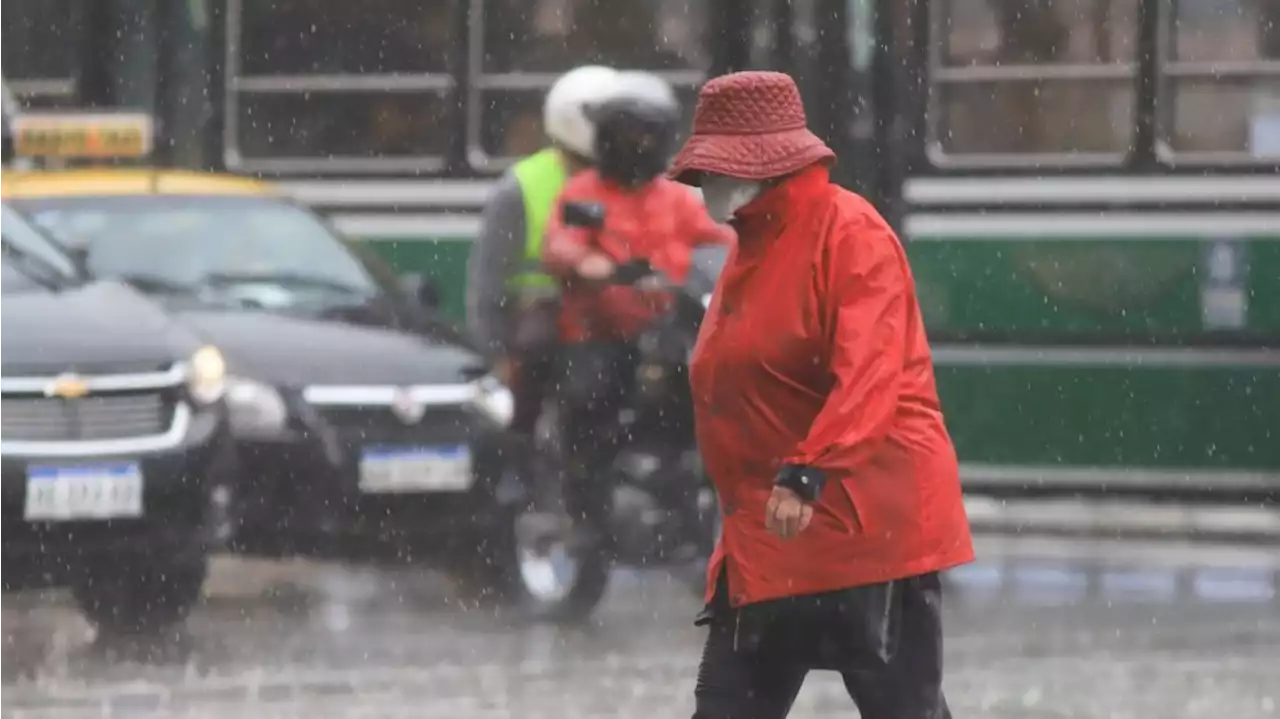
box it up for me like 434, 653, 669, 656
596, 107, 675, 186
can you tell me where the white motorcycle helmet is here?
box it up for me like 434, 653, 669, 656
613, 70, 679, 113
543, 64, 621, 161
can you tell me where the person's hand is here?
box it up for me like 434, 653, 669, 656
575, 253, 616, 281
764, 485, 813, 540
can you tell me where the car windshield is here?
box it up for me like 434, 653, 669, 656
1, 204, 82, 294
1, 255, 48, 293
18, 195, 381, 312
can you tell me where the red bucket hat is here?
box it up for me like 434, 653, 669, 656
668, 71, 834, 186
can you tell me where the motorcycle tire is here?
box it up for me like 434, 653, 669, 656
459, 447, 612, 623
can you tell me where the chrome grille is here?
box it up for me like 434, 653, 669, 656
1, 392, 173, 441
316, 405, 475, 446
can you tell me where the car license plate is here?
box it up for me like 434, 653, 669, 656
23, 462, 144, 521
358, 445, 474, 494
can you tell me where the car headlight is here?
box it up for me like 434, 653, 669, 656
187, 345, 227, 404
469, 375, 515, 427
225, 376, 289, 436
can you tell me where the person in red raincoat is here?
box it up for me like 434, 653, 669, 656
669, 71, 974, 719
541, 71, 733, 532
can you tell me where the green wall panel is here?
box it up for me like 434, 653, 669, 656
936, 363, 1279, 471
354, 233, 1278, 476
363, 237, 472, 320
907, 238, 1278, 337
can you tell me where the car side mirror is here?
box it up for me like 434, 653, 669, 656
562, 201, 606, 230
401, 273, 441, 310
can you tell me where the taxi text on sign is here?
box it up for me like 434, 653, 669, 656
13, 112, 153, 160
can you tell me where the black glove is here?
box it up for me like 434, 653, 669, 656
611, 259, 655, 284
773, 463, 827, 504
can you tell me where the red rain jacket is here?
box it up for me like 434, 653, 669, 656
690, 165, 973, 607
542, 169, 734, 342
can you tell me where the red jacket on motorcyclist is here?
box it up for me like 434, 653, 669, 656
541, 72, 733, 344
466, 65, 621, 436
539, 72, 733, 540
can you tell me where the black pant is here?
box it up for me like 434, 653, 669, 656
510, 349, 555, 436
693, 572, 952, 719
509, 299, 562, 436
556, 342, 636, 530
557, 341, 636, 471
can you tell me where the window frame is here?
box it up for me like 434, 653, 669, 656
222, 0, 460, 174
464, 0, 706, 171
1154, 0, 1280, 166
1, 0, 84, 107
923, 0, 1141, 169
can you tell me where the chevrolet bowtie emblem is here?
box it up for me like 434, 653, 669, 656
390, 388, 426, 425
46, 373, 90, 400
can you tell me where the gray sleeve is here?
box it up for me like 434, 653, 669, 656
466, 172, 527, 359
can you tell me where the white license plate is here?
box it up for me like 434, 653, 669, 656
358, 445, 474, 494
24, 462, 144, 521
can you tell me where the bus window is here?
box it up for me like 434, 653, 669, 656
238, 0, 455, 75
1159, 0, 1280, 161
1, 0, 82, 107
478, 0, 707, 73
928, 0, 1139, 164
473, 84, 701, 163
468, 0, 707, 166
225, 0, 460, 171
232, 92, 452, 162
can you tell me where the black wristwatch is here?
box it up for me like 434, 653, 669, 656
773, 463, 827, 503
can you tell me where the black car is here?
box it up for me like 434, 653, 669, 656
11, 181, 609, 618
1, 203, 237, 634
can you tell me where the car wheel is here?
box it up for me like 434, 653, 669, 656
70, 553, 208, 636
463, 449, 612, 622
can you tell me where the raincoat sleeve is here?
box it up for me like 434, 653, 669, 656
466, 172, 527, 358
540, 188, 595, 278
784, 212, 909, 473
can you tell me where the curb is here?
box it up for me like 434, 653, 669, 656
964, 495, 1280, 542
201, 556, 330, 600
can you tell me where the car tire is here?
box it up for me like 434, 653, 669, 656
69, 553, 208, 636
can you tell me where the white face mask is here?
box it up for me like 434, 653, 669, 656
700, 174, 763, 222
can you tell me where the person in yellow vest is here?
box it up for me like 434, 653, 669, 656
466, 64, 621, 436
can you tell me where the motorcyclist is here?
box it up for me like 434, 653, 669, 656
541, 71, 734, 519
465, 64, 620, 436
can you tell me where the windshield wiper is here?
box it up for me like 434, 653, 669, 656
201, 271, 373, 297
116, 272, 202, 296
1, 238, 76, 290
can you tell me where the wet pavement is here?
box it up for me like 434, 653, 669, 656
4, 534, 1279, 718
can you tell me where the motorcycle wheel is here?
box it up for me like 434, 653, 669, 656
462, 448, 612, 623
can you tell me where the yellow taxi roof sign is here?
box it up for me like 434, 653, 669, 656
13, 112, 153, 160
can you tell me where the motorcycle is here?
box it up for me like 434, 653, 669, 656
546, 201, 726, 590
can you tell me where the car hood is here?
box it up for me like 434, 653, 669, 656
1, 281, 199, 374
175, 309, 487, 387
